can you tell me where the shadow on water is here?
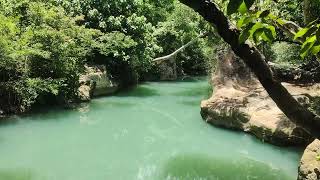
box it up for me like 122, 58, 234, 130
175, 76, 209, 83
158, 153, 293, 180
115, 85, 160, 97
0, 169, 35, 180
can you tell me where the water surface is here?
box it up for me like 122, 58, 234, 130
0, 77, 302, 180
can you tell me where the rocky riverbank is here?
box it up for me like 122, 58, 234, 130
201, 50, 319, 146
201, 81, 318, 146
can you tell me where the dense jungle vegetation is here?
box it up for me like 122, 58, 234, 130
0, 0, 217, 114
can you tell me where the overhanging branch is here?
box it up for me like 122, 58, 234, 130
153, 32, 208, 64
179, 0, 320, 138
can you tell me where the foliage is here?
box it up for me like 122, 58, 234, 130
224, 0, 320, 59
54, 0, 169, 82
271, 42, 303, 65
0, 0, 97, 113
0, 0, 215, 114
275, 0, 304, 26
154, 1, 217, 75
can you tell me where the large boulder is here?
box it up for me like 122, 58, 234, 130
298, 139, 320, 180
201, 50, 318, 146
78, 65, 119, 101
201, 82, 317, 146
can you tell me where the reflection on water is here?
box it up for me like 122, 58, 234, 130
159, 154, 292, 180
115, 85, 160, 97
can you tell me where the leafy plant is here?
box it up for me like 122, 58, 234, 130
224, 0, 320, 58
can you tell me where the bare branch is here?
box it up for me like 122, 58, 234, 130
153, 32, 209, 64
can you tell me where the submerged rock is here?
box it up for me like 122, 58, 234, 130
78, 65, 119, 101
298, 139, 320, 180
201, 50, 318, 146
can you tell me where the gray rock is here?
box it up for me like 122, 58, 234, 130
78, 65, 119, 101
298, 139, 320, 180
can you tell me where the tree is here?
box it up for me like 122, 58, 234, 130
179, 0, 320, 138
0, 0, 98, 113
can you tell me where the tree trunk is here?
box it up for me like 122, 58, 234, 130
179, 0, 320, 138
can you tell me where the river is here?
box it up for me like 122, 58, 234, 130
0, 77, 302, 180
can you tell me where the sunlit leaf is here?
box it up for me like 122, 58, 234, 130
237, 16, 253, 28
252, 28, 264, 43
238, 2, 248, 14
311, 45, 320, 55
300, 35, 317, 58
295, 28, 309, 40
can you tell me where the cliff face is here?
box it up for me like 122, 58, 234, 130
201, 50, 319, 146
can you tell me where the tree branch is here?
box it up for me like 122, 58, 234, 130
179, 0, 320, 138
153, 32, 208, 64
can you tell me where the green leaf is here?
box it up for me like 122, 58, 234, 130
237, 16, 253, 29
227, 0, 243, 15
239, 22, 255, 44
311, 45, 320, 55
252, 28, 264, 43
250, 22, 264, 34
267, 13, 277, 20
238, 2, 248, 14
263, 28, 275, 43
294, 26, 317, 40
304, 26, 318, 39
300, 35, 317, 58
294, 28, 309, 40
265, 25, 276, 38
276, 18, 286, 25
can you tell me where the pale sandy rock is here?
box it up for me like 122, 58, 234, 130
201, 50, 318, 146
78, 65, 119, 101
298, 139, 320, 180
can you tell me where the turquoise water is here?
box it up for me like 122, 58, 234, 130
0, 77, 302, 180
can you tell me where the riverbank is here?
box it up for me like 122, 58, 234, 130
199, 50, 320, 179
